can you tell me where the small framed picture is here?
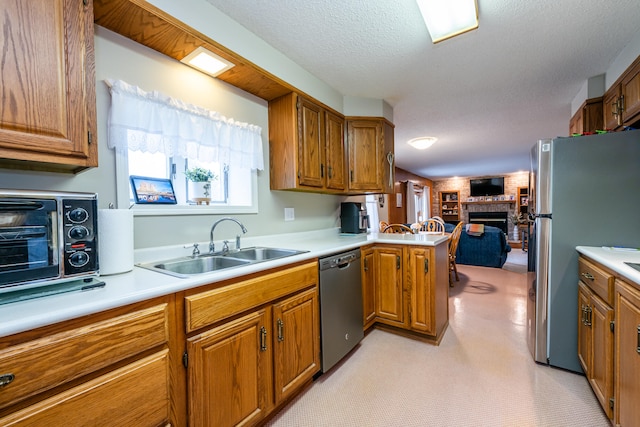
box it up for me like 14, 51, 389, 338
130, 175, 177, 204
485, 196, 493, 201
499, 195, 505, 201
467, 197, 475, 202
509, 195, 516, 201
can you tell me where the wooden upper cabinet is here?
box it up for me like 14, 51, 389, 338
0, 0, 97, 172
346, 118, 395, 194
297, 97, 324, 188
620, 59, 640, 125
603, 55, 640, 130
569, 97, 603, 135
603, 85, 622, 130
325, 111, 347, 190
269, 92, 346, 193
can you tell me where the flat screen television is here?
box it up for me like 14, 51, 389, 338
470, 177, 504, 197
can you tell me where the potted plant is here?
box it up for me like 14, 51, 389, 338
185, 167, 217, 203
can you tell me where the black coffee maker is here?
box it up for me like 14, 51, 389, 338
340, 202, 369, 234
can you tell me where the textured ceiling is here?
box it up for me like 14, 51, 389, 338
205, 0, 640, 179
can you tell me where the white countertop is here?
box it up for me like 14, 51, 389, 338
576, 246, 640, 284
0, 228, 449, 338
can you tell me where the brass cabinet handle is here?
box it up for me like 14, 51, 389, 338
396, 255, 401, 270
363, 258, 368, 272
320, 164, 324, 178
0, 373, 15, 388
277, 319, 284, 342
424, 258, 429, 274
581, 272, 595, 281
637, 325, 640, 354
260, 326, 267, 351
585, 306, 592, 327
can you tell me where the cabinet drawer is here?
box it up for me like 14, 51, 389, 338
185, 262, 317, 333
0, 349, 170, 427
578, 257, 613, 305
0, 303, 169, 409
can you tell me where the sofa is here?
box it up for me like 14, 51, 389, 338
445, 223, 511, 268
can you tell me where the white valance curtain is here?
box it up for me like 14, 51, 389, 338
106, 79, 264, 170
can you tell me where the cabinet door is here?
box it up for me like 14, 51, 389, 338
325, 111, 346, 191
297, 96, 324, 188
577, 282, 592, 375
621, 61, 640, 125
374, 246, 405, 325
187, 309, 272, 427
381, 121, 395, 194
603, 85, 621, 130
408, 247, 435, 334
0, 0, 97, 171
590, 293, 614, 419
347, 119, 382, 192
272, 288, 320, 404
569, 109, 583, 135
362, 247, 376, 328
614, 279, 640, 427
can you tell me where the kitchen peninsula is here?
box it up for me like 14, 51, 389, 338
0, 229, 449, 427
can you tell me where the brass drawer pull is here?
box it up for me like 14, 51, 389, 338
637, 325, 640, 354
581, 272, 595, 281
277, 318, 284, 342
260, 326, 267, 351
0, 373, 15, 388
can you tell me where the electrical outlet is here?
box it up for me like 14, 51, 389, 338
284, 207, 295, 221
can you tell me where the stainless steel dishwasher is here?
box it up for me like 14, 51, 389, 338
318, 248, 364, 372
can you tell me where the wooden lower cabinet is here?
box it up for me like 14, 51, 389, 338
577, 281, 614, 420
187, 309, 272, 427
272, 288, 320, 403
374, 245, 406, 327
361, 246, 376, 329
614, 278, 640, 427
407, 245, 449, 338
364, 243, 449, 342
0, 297, 175, 426
0, 350, 170, 427
185, 262, 320, 427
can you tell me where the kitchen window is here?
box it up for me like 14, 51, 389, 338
107, 80, 262, 215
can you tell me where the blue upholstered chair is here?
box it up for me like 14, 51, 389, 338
444, 223, 511, 268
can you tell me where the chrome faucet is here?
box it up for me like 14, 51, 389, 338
209, 217, 248, 253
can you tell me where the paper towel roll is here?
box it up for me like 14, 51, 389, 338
98, 209, 134, 275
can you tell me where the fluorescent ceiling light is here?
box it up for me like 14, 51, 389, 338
181, 46, 234, 77
408, 137, 438, 149
417, 0, 479, 43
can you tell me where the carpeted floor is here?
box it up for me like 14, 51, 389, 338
265, 263, 609, 427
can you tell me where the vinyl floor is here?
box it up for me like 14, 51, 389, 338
265, 261, 609, 427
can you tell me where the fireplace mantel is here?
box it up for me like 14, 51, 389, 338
461, 201, 515, 207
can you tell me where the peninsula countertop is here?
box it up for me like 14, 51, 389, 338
0, 228, 449, 338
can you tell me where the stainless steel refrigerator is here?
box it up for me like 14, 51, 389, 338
527, 130, 640, 373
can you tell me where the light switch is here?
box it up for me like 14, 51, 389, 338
284, 207, 295, 221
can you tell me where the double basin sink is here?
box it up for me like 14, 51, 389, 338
138, 246, 308, 278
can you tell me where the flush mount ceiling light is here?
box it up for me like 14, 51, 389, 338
408, 136, 438, 149
180, 46, 235, 77
416, 0, 479, 43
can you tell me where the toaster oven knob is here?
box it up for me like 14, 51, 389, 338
68, 208, 89, 223
69, 225, 89, 240
69, 251, 89, 267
